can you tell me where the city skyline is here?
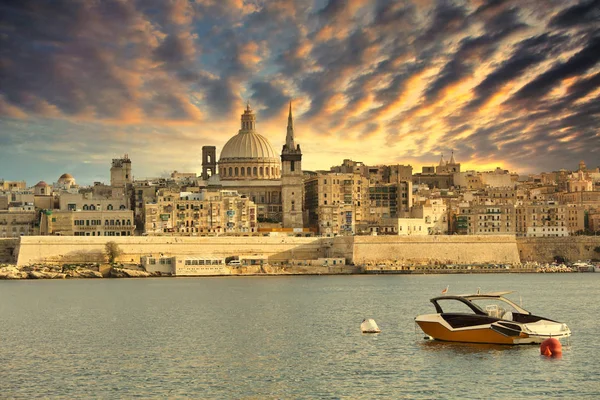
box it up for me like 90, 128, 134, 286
1, 0, 599, 185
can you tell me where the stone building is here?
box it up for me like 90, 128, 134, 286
190, 104, 304, 226
412, 154, 459, 189
330, 160, 413, 184
58, 192, 129, 212
456, 202, 516, 235
143, 189, 257, 236
304, 172, 369, 236
567, 169, 593, 192
411, 198, 448, 234
40, 210, 135, 236
0, 210, 38, 237
110, 154, 132, 198
515, 202, 568, 237
0, 180, 26, 191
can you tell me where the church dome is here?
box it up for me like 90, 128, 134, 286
217, 104, 281, 181
220, 131, 277, 160
58, 173, 76, 186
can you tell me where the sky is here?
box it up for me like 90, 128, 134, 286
0, 0, 599, 186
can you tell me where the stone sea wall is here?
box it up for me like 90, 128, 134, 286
15, 234, 522, 266
517, 236, 600, 263
16, 236, 331, 266
351, 235, 520, 265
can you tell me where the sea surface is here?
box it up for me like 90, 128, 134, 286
1, 273, 599, 399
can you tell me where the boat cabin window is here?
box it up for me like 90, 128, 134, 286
469, 298, 520, 320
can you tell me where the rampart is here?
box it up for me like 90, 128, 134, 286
15, 235, 521, 266
16, 236, 331, 266
350, 235, 520, 265
517, 236, 600, 263
0, 238, 19, 263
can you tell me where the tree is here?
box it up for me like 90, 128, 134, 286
105, 241, 123, 264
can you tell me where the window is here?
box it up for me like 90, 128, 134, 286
253, 167, 257, 176
247, 167, 251, 176
260, 167, 263, 176
291, 161, 295, 172
241, 168, 245, 176
235, 167, 239, 176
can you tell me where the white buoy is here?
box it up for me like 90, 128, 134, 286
361, 318, 381, 333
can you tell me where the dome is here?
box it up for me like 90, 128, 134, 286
217, 104, 281, 181
219, 131, 278, 161
35, 181, 49, 187
58, 173, 76, 186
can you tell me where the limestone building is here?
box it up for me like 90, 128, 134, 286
0, 180, 26, 191
110, 154, 132, 198
143, 189, 257, 236
0, 210, 37, 237
455, 203, 516, 235
194, 103, 305, 230
40, 209, 135, 236
515, 202, 568, 237
304, 172, 370, 236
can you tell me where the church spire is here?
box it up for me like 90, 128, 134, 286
449, 151, 456, 164
285, 101, 296, 151
439, 154, 445, 166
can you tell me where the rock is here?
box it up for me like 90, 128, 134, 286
0, 266, 28, 279
110, 268, 151, 278
28, 271, 67, 279
76, 270, 103, 278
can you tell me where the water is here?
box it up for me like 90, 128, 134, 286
1, 274, 599, 399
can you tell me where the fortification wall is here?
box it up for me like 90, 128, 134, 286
15, 235, 525, 266
517, 237, 600, 263
351, 235, 520, 265
0, 238, 19, 264
16, 236, 329, 266
330, 236, 354, 261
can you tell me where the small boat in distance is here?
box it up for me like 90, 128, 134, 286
415, 291, 571, 345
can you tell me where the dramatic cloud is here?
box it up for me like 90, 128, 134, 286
0, 0, 599, 185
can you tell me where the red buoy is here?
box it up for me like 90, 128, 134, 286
540, 338, 562, 357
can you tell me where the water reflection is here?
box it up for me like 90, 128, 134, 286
418, 339, 526, 354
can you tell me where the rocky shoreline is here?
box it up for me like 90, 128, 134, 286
0, 263, 165, 280
2, 260, 595, 280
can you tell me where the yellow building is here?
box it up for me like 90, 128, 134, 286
0, 210, 38, 237
304, 172, 369, 235
456, 203, 516, 235
0, 180, 26, 191
515, 202, 567, 237
144, 189, 257, 236
40, 210, 135, 236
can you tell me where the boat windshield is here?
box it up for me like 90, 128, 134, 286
435, 298, 483, 315
468, 297, 525, 319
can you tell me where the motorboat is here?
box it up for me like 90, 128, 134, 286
415, 291, 571, 345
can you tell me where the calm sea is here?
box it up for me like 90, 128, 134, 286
1, 274, 599, 399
